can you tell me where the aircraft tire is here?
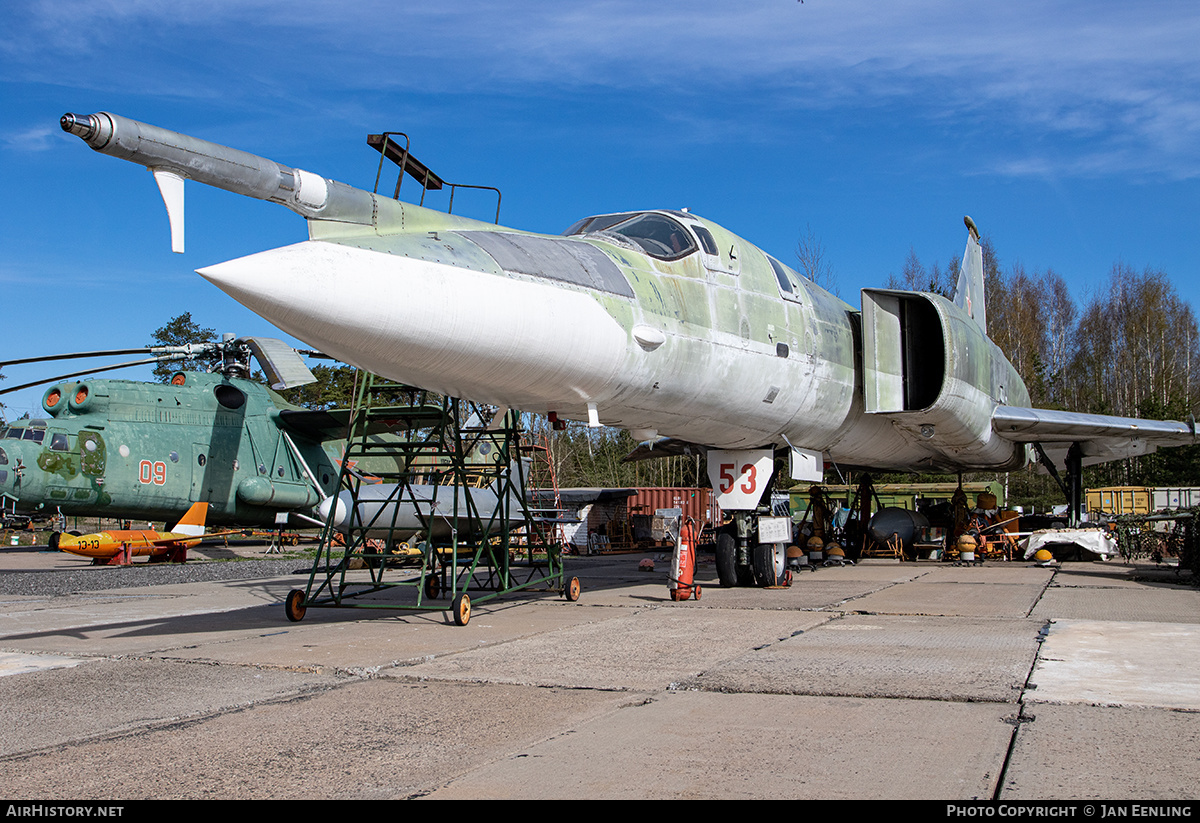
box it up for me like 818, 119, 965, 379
715, 530, 738, 588
452, 592, 471, 626
285, 589, 307, 622
753, 542, 788, 588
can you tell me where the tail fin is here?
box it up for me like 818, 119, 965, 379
953, 215, 987, 334
170, 502, 209, 537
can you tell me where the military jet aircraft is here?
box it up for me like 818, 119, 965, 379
60, 110, 1197, 587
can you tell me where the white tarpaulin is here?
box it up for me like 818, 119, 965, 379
1022, 528, 1117, 560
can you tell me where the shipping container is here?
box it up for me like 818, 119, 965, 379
1151, 487, 1200, 510
1084, 486, 1200, 515
1086, 487, 1152, 516
626, 487, 719, 529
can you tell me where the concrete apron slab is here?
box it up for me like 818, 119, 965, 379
846, 567, 1054, 618
660, 580, 914, 611
1028, 619, 1200, 710
0, 651, 85, 677
396, 608, 834, 692
0, 576, 314, 657
0, 678, 633, 800
999, 703, 1200, 800
0, 656, 337, 756
1031, 586, 1200, 623
163, 599, 614, 672
917, 565, 1058, 585
1051, 562, 1175, 588
692, 613, 1043, 702
428, 690, 1016, 800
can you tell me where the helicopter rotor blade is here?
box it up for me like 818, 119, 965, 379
0, 343, 218, 370
240, 337, 317, 390
1, 337, 330, 397
2, 348, 156, 369
0, 355, 189, 396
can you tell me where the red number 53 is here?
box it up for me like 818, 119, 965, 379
718, 463, 758, 494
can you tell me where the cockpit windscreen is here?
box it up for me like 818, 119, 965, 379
564, 212, 697, 261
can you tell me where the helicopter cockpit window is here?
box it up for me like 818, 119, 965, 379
0, 445, 7, 465
49, 433, 69, 452
22, 429, 45, 444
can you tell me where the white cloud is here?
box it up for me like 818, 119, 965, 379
5, 0, 1200, 178
1, 125, 57, 151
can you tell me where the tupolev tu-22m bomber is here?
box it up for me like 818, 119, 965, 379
61, 110, 1197, 587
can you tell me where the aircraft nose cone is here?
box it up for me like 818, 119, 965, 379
198, 242, 334, 344
198, 239, 629, 411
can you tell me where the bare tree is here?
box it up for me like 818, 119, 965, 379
886, 247, 954, 298
795, 223, 837, 295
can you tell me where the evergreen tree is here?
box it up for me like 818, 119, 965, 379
149, 313, 217, 382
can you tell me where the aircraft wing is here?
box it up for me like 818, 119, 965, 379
992, 405, 1196, 466
621, 437, 709, 463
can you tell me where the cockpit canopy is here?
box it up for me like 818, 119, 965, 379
564, 211, 701, 261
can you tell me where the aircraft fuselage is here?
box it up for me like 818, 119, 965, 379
202, 205, 1030, 475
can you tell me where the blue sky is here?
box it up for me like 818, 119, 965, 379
2, 1, 1199, 419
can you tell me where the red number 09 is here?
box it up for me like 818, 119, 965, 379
139, 460, 167, 486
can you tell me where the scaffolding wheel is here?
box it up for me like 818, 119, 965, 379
424, 573, 441, 600
453, 593, 471, 626
285, 589, 307, 623
565, 576, 581, 602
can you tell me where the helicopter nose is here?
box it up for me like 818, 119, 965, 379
0, 441, 44, 499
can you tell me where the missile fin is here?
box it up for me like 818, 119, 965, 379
153, 169, 185, 253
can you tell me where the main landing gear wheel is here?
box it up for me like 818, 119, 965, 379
715, 530, 738, 588
564, 576, 581, 601
452, 592, 471, 626
753, 542, 790, 588
285, 589, 307, 622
